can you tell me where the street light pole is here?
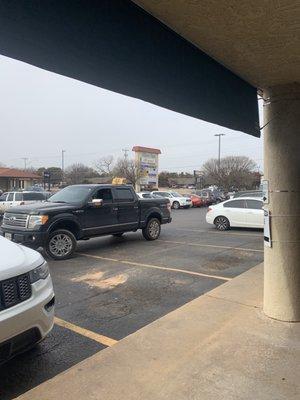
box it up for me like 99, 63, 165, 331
61, 150, 66, 182
214, 134, 225, 169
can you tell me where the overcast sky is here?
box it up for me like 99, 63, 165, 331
0, 54, 263, 173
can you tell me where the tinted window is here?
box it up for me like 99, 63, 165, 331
246, 200, 263, 210
92, 188, 113, 203
142, 193, 151, 198
224, 200, 246, 208
23, 192, 45, 201
7, 193, 14, 201
49, 186, 93, 204
14, 192, 23, 201
115, 188, 134, 202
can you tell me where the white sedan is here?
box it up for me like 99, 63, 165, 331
206, 197, 263, 230
151, 191, 192, 209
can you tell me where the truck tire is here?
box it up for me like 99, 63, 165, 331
142, 218, 161, 241
45, 229, 77, 260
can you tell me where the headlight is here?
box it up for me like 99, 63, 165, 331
28, 215, 48, 229
29, 262, 49, 283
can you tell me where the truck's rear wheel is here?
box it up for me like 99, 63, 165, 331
142, 218, 161, 241
45, 229, 77, 260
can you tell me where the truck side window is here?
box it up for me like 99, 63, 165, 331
92, 188, 113, 203
115, 188, 134, 202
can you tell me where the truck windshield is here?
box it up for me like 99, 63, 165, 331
48, 186, 93, 204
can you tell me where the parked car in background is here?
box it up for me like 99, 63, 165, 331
184, 194, 204, 207
0, 191, 49, 215
151, 191, 192, 209
136, 192, 158, 199
233, 190, 263, 198
206, 197, 263, 230
0, 236, 54, 364
194, 189, 214, 205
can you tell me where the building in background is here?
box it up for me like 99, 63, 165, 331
132, 146, 161, 192
0, 168, 41, 191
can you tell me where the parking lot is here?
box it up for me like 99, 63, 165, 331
0, 207, 264, 400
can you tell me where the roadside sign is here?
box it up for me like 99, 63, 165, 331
264, 209, 271, 247
43, 171, 51, 179
262, 179, 269, 204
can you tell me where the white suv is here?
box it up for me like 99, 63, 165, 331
0, 236, 54, 363
0, 191, 48, 215
152, 191, 192, 209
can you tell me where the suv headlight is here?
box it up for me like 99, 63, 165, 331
29, 262, 49, 283
28, 215, 48, 229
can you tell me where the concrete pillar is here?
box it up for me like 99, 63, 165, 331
263, 83, 300, 322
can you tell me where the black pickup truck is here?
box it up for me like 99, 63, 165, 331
0, 185, 171, 260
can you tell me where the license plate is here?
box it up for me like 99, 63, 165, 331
5, 233, 12, 241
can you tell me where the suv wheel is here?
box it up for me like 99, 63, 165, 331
172, 201, 180, 210
214, 216, 230, 231
45, 229, 77, 260
142, 218, 161, 240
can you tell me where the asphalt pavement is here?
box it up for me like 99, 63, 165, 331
0, 207, 264, 399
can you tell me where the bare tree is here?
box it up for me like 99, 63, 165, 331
94, 155, 114, 176
65, 163, 99, 185
201, 156, 259, 190
113, 158, 142, 187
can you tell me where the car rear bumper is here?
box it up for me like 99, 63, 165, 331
0, 275, 54, 363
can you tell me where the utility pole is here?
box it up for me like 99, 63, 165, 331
22, 157, 28, 170
122, 148, 129, 160
214, 134, 225, 169
61, 150, 66, 183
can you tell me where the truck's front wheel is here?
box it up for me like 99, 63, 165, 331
45, 229, 77, 260
142, 218, 161, 241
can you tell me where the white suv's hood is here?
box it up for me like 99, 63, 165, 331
0, 236, 44, 280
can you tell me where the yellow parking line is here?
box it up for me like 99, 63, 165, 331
77, 253, 232, 282
158, 239, 264, 253
54, 317, 118, 347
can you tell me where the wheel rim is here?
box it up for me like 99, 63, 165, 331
149, 220, 160, 238
173, 202, 179, 209
49, 234, 73, 257
216, 217, 228, 230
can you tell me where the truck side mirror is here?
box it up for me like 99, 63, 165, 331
90, 199, 103, 207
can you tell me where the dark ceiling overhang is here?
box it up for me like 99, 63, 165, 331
0, 0, 259, 136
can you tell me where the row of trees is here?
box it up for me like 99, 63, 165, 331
1, 155, 260, 190
158, 156, 260, 190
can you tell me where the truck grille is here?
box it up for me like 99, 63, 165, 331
3, 213, 28, 228
0, 274, 32, 311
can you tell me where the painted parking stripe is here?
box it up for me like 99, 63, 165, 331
77, 253, 232, 282
54, 317, 118, 347
173, 228, 263, 237
158, 239, 264, 253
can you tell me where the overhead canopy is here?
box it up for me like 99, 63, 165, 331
0, 0, 259, 136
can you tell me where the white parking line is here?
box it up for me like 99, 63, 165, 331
77, 253, 232, 282
158, 239, 264, 253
